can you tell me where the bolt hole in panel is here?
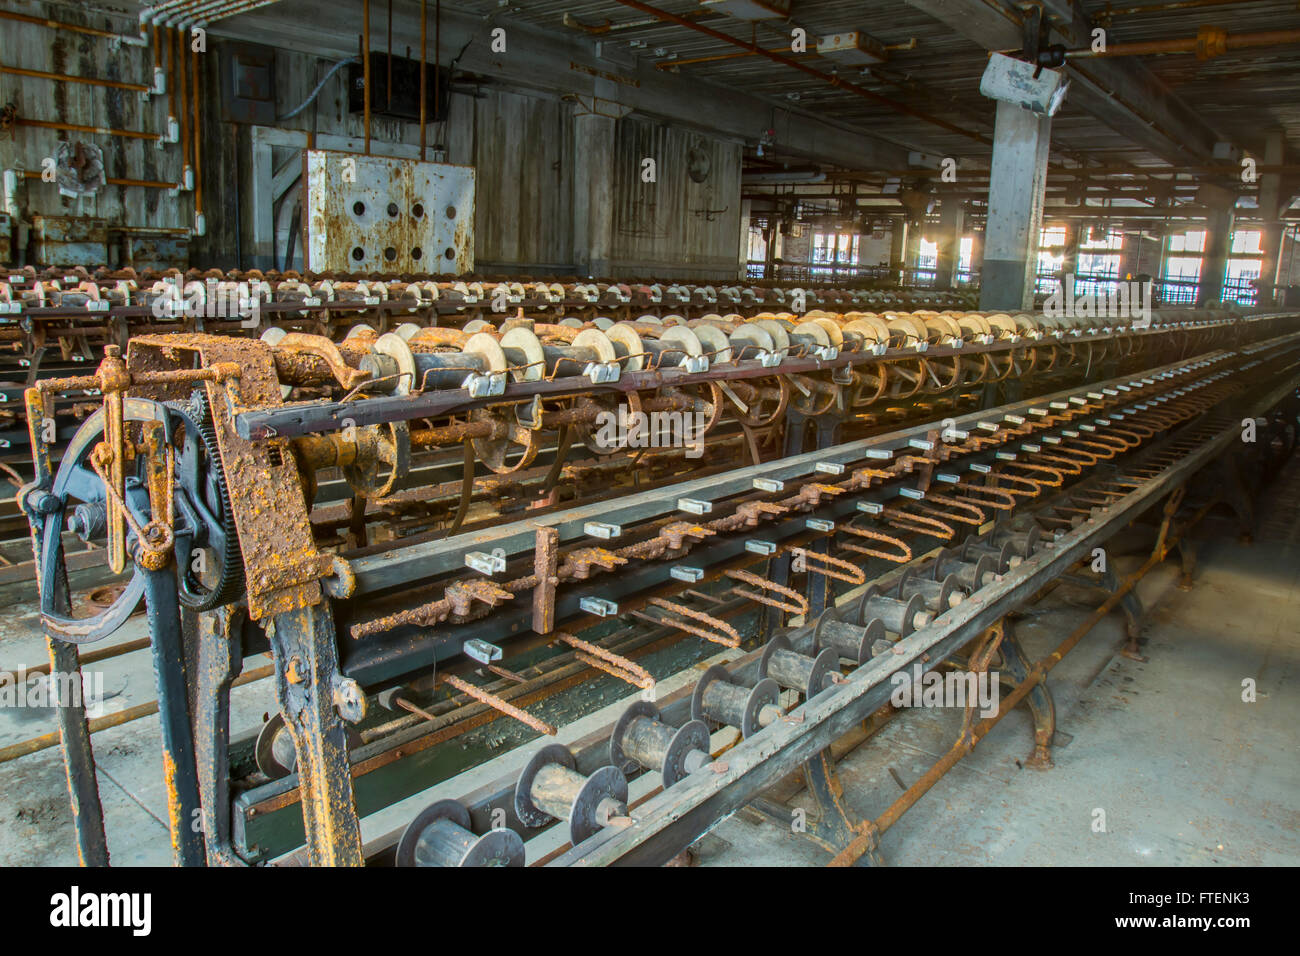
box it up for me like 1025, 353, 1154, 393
305, 150, 475, 275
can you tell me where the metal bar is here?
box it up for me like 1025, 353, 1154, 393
610, 0, 990, 144
340, 347, 1249, 594
0, 64, 149, 92
548, 365, 1300, 866
265, 603, 364, 866
141, 563, 206, 866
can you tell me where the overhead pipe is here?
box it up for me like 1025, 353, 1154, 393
419, 0, 427, 160
0, 8, 147, 45
191, 0, 286, 27
0, 64, 150, 94
656, 37, 918, 70
610, 0, 990, 146
1062, 26, 1300, 60
363, 0, 372, 155
742, 167, 827, 185
1099, 0, 1270, 19
22, 170, 180, 190
191, 38, 205, 235
14, 118, 166, 145
176, 28, 192, 192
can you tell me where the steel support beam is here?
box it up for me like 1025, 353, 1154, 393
209, 3, 910, 171
903, 0, 1228, 166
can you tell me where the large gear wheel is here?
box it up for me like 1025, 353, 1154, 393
172, 392, 245, 611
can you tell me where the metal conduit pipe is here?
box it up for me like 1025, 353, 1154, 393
192, 0, 286, 26
1063, 26, 1300, 59
610, 0, 991, 146
0, 8, 147, 44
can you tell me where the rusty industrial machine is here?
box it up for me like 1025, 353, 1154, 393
16, 278, 1300, 867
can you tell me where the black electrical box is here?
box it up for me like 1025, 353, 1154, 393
348, 52, 451, 123
221, 42, 277, 125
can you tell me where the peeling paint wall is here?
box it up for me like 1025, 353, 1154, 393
0, 1, 190, 262
1, 1, 744, 279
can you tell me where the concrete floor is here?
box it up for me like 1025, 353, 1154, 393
700, 462, 1300, 867
0, 460, 1295, 867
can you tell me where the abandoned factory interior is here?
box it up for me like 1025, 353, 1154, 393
1, 0, 1298, 893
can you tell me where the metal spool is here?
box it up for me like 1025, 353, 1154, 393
856, 585, 932, 637
991, 524, 1042, 557
605, 321, 648, 372
610, 700, 712, 788
813, 608, 885, 666
790, 320, 831, 356
396, 799, 524, 868
962, 537, 1016, 573
759, 633, 839, 700
514, 743, 629, 847
687, 320, 733, 365
897, 568, 966, 612
254, 713, 299, 780
691, 664, 781, 738
752, 318, 791, 357
255, 714, 362, 781
932, 548, 998, 592
653, 324, 706, 369
727, 321, 777, 362
498, 326, 546, 382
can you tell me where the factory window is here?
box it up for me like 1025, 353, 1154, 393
1076, 228, 1123, 298
809, 232, 863, 282
812, 232, 861, 265
1035, 226, 1067, 295
746, 226, 768, 278
1224, 229, 1265, 305
1162, 230, 1206, 304
910, 238, 938, 287
957, 236, 975, 286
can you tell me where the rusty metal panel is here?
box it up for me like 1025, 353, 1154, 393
31, 216, 109, 267
303, 150, 475, 274
115, 230, 190, 271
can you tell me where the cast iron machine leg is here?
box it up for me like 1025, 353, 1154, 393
266, 603, 364, 866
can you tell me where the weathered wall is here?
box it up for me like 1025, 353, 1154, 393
0, 1, 190, 263
1, 1, 743, 279
608, 116, 742, 281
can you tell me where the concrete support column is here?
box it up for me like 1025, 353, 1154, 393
933, 200, 965, 289
738, 198, 753, 279
903, 227, 922, 284
1118, 228, 1143, 280
1060, 222, 1080, 300
968, 229, 984, 280
1197, 184, 1236, 306
979, 102, 1052, 311
572, 109, 617, 278
889, 221, 908, 284
1255, 132, 1288, 306
1258, 224, 1284, 306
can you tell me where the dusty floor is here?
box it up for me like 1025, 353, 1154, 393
0, 461, 1295, 867
699, 463, 1300, 867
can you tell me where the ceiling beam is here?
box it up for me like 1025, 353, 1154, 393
200, 0, 912, 170
902, 0, 1230, 168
